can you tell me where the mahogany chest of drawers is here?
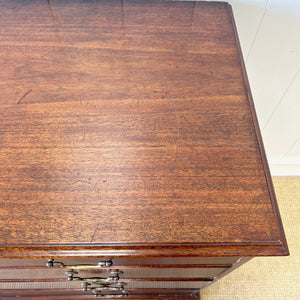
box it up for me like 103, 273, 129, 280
0, 0, 288, 299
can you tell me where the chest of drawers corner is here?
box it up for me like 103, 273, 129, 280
0, 0, 288, 299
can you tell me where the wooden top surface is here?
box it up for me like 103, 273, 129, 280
0, 0, 288, 257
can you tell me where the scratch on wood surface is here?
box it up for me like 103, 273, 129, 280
16, 46, 23, 53
17, 89, 32, 105
90, 222, 100, 243
70, 179, 91, 185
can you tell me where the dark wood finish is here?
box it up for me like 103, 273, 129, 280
0, 0, 288, 298
0, 0, 287, 258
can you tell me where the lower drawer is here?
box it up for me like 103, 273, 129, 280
0, 289, 199, 299
0, 280, 210, 289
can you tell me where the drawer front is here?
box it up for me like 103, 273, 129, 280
0, 289, 198, 299
0, 257, 238, 268
80, 267, 226, 279
0, 280, 209, 290
0, 267, 226, 280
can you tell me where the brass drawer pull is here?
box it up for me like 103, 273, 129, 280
84, 282, 127, 298
66, 271, 121, 283
83, 282, 125, 292
47, 259, 125, 297
47, 259, 113, 269
93, 293, 128, 298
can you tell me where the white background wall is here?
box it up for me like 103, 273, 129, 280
200, 0, 300, 176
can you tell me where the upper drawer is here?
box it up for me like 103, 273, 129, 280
0, 257, 238, 268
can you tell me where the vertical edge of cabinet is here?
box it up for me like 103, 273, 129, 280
211, 257, 252, 283
226, 2, 289, 256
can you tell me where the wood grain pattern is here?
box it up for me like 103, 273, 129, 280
0, 0, 287, 258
